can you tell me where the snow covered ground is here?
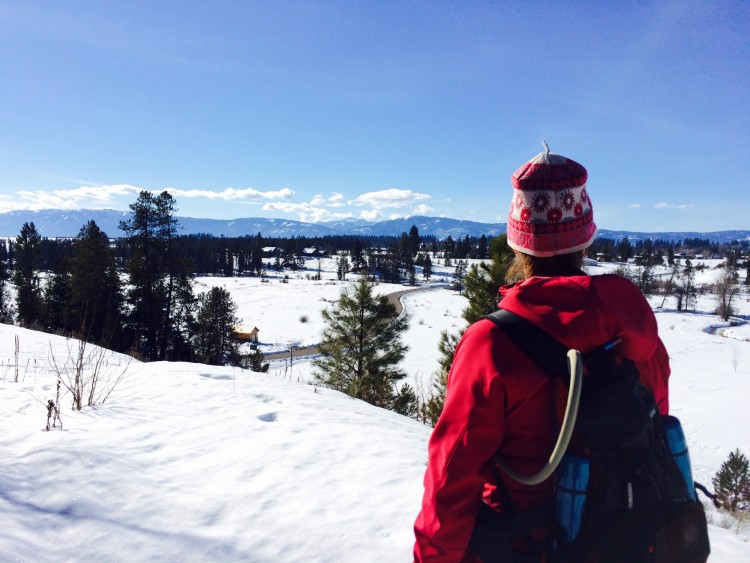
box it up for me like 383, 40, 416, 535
2, 256, 749, 561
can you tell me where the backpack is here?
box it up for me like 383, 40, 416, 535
474, 308, 710, 563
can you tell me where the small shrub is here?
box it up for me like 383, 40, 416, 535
299, 315, 309, 323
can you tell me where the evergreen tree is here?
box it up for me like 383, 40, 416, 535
156, 191, 195, 360
393, 383, 419, 418
314, 276, 408, 409
0, 244, 14, 323
43, 264, 72, 333
428, 235, 514, 425
194, 286, 240, 366
683, 258, 697, 311
68, 221, 124, 345
336, 254, 349, 281
421, 329, 459, 426
12, 222, 43, 327
422, 253, 432, 280
246, 348, 270, 372
120, 191, 193, 360
462, 235, 515, 324
478, 234, 488, 260
452, 260, 467, 294
408, 225, 421, 257
712, 449, 750, 515
408, 263, 417, 286
351, 238, 367, 271
617, 236, 633, 262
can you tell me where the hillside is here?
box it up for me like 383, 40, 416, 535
1, 208, 749, 242
2, 257, 750, 560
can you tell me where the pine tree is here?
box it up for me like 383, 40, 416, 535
194, 286, 240, 366
351, 238, 367, 271
422, 253, 432, 280
617, 236, 633, 262
683, 258, 697, 311
462, 235, 515, 324
452, 260, 467, 294
0, 243, 14, 323
314, 276, 408, 409
246, 348, 269, 372
336, 254, 349, 281
408, 225, 421, 257
712, 449, 750, 515
393, 383, 419, 418
12, 222, 43, 327
422, 329, 460, 426
68, 221, 124, 345
120, 191, 194, 360
43, 263, 72, 333
427, 235, 514, 425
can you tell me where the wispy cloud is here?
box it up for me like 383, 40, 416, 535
0, 183, 295, 213
655, 202, 693, 210
351, 188, 430, 209
166, 187, 294, 201
628, 203, 642, 209
4, 184, 143, 212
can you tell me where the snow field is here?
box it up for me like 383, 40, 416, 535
1, 255, 749, 560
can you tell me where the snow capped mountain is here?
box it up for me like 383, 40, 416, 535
0, 209, 748, 242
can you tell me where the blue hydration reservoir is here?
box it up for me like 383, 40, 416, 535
556, 454, 589, 544
662, 415, 697, 501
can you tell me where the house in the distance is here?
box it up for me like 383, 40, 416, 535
232, 325, 260, 343
302, 247, 325, 258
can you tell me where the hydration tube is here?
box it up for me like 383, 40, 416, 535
498, 349, 583, 485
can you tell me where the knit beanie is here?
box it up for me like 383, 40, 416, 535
506, 143, 597, 257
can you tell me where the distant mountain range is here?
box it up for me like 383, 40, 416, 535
1, 208, 748, 243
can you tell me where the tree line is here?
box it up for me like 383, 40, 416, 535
0, 192, 265, 370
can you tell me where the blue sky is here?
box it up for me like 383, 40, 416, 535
1, 1, 748, 232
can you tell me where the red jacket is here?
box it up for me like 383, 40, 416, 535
413, 274, 670, 562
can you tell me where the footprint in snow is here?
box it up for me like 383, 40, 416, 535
258, 412, 278, 422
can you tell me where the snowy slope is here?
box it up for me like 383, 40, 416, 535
2, 257, 749, 561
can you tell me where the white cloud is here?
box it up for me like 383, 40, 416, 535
351, 188, 430, 209
328, 193, 345, 208
7, 183, 144, 211
262, 201, 346, 223
655, 202, 693, 210
411, 204, 434, 215
309, 195, 326, 206
628, 203, 642, 209
0, 183, 296, 213
167, 187, 294, 201
360, 209, 382, 221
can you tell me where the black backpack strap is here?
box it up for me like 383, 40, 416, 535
483, 308, 570, 386
474, 309, 564, 555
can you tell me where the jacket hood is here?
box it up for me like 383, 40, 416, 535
498, 274, 658, 361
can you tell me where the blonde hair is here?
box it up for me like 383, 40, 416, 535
506, 249, 586, 281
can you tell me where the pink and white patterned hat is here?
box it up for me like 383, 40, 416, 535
507, 143, 597, 257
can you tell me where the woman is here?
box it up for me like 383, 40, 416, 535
413, 146, 670, 562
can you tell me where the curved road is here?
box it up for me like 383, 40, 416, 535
263, 286, 433, 361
